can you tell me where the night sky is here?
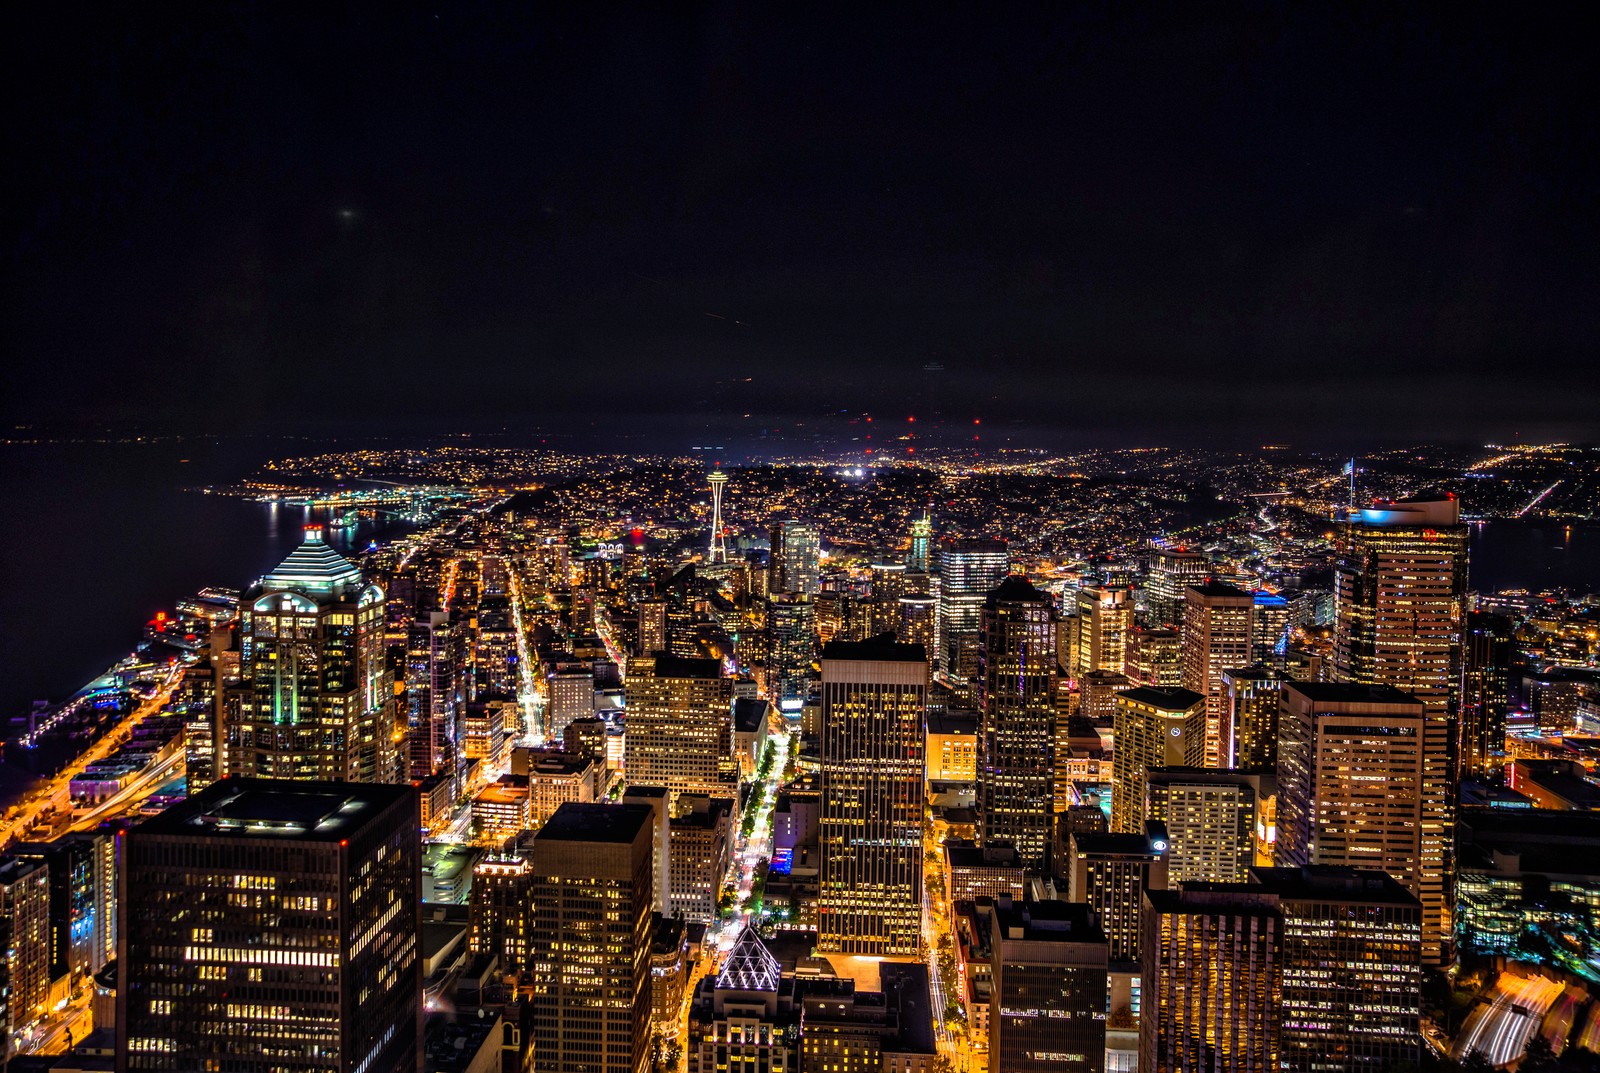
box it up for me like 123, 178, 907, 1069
5, 5, 1597, 445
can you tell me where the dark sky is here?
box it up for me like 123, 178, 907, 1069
5, 4, 1597, 445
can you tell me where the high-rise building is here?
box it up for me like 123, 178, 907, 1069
1146, 545, 1210, 630
1180, 581, 1254, 767
1074, 584, 1134, 681
768, 519, 821, 596
470, 856, 535, 972
687, 927, 798, 1073
623, 655, 736, 807
1110, 686, 1205, 834
818, 637, 927, 956
0, 856, 51, 1048
1145, 767, 1271, 883
1079, 668, 1132, 724
1125, 627, 1182, 689
1066, 828, 1169, 966
1334, 496, 1466, 964
668, 795, 734, 922
1141, 885, 1282, 1073
228, 527, 397, 783
976, 577, 1058, 871
525, 802, 654, 1073
1275, 682, 1426, 901
1460, 611, 1513, 781
118, 778, 422, 1072
1221, 664, 1282, 770
987, 898, 1110, 1073
896, 595, 937, 656
936, 538, 1009, 676
1252, 590, 1291, 663
547, 663, 596, 738
1254, 866, 1422, 1072
406, 610, 463, 785
869, 561, 909, 635
907, 510, 933, 573
769, 593, 818, 703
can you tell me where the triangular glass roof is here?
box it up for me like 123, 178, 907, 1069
260, 527, 363, 597
717, 925, 780, 993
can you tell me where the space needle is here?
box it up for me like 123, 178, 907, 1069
708, 466, 729, 563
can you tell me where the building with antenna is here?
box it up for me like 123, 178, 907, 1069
708, 467, 729, 564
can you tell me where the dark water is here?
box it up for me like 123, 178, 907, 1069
0, 438, 406, 723
1, 439, 1597, 722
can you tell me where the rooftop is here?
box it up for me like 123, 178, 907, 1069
1248, 865, 1420, 906
986, 575, 1048, 604
257, 527, 365, 597
733, 697, 771, 733
640, 654, 724, 679
1186, 579, 1253, 600
1284, 681, 1423, 707
821, 637, 928, 663
1118, 685, 1204, 712
535, 801, 652, 844
992, 898, 1107, 946
134, 777, 412, 842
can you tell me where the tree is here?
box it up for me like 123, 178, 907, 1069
1459, 1051, 1495, 1073
1523, 1035, 1559, 1073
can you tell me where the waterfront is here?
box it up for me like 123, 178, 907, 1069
2, 437, 1597, 727
0, 437, 411, 725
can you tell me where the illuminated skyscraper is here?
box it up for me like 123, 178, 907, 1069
1125, 626, 1181, 689
1460, 611, 1512, 780
470, 856, 535, 972
1142, 885, 1282, 1073
937, 538, 1009, 676
708, 467, 730, 564
1275, 683, 1426, 904
1333, 496, 1467, 964
1074, 583, 1134, 680
818, 638, 927, 956
228, 526, 396, 784
907, 509, 933, 573
0, 856, 51, 1049
1256, 866, 1422, 1072
1222, 663, 1283, 770
1111, 686, 1205, 834
1145, 767, 1271, 883
118, 778, 422, 1072
405, 609, 462, 785
623, 655, 736, 808
769, 593, 818, 703
896, 595, 937, 657
1180, 580, 1253, 767
976, 577, 1058, 871
987, 899, 1110, 1073
1146, 545, 1210, 630
1066, 828, 1169, 965
768, 519, 821, 595
526, 803, 654, 1073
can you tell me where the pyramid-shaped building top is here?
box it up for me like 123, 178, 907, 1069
717, 925, 781, 993
259, 526, 365, 598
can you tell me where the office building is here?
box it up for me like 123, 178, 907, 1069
118, 778, 422, 1072
228, 526, 397, 783
1255, 866, 1422, 1072
988, 898, 1110, 1073
937, 538, 1009, 676
1275, 682, 1426, 899
669, 795, 735, 922
1221, 664, 1282, 770
525, 803, 654, 1073
623, 655, 736, 807
896, 595, 937, 656
926, 709, 979, 783
1145, 767, 1270, 883
977, 577, 1059, 871
1146, 546, 1210, 630
1333, 496, 1467, 963
547, 664, 596, 738
1125, 627, 1182, 689
0, 856, 51, 1047
1110, 686, 1205, 834
1251, 590, 1290, 663
469, 856, 535, 972
1074, 584, 1134, 680
406, 610, 464, 785
1461, 611, 1513, 780
769, 593, 819, 703
768, 519, 821, 596
907, 511, 933, 573
818, 638, 928, 956
1141, 885, 1282, 1073
1079, 668, 1132, 723
1066, 829, 1169, 966
1180, 581, 1254, 767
